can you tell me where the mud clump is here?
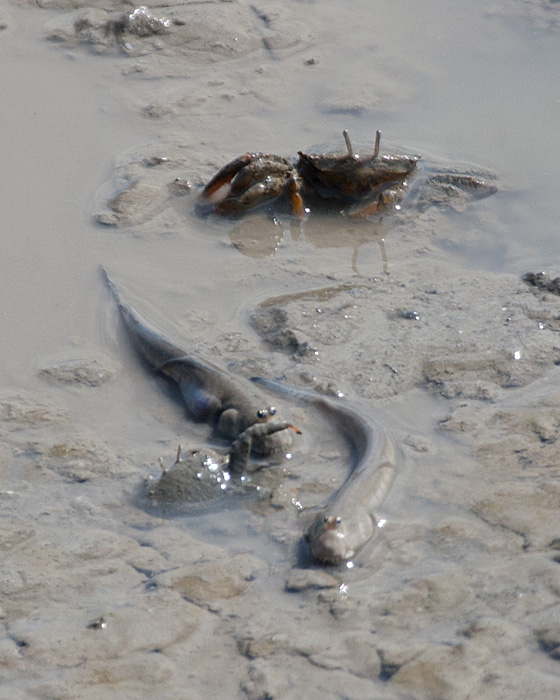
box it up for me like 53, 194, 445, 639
0, 392, 67, 427
250, 307, 317, 358
523, 271, 560, 297
38, 358, 115, 387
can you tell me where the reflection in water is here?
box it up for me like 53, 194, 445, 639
229, 211, 389, 274
292, 215, 389, 275
228, 214, 285, 258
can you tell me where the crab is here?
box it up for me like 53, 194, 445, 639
198, 131, 497, 220
147, 420, 301, 505
197, 152, 304, 217
296, 129, 420, 217
298, 130, 498, 219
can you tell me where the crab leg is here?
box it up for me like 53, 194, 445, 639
349, 183, 407, 220
228, 421, 301, 474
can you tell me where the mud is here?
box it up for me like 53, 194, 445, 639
1, 0, 560, 699
523, 271, 560, 297
38, 357, 116, 387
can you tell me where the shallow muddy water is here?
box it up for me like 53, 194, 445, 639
1, 1, 560, 699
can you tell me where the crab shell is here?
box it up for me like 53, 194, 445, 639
296, 150, 420, 201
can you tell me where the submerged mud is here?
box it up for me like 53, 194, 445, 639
1, 1, 560, 699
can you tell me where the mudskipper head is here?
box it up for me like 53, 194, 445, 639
306, 513, 353, 563
252, 406, 294, 456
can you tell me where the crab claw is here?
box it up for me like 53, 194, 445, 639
287, 176, 306, 218
349, 184, 408, 220
228, 421, 302, 474
198, 153, 254, 204
199, 153, 306, 217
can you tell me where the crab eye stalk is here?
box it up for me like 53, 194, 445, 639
342, 129, 354, 158
373, 130, 381, 159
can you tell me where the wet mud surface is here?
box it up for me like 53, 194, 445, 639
1, 1, 560, 699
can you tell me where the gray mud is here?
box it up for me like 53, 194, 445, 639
1, 0, 560, 698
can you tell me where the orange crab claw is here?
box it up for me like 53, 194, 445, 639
286, 177, 306, 218
291, 191, 305, 218
200, 153, 253, 199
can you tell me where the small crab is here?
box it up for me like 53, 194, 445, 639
147, 420, 301, 505
297, 129, 420, 218
197, 153, 304, 217
298, 130, 497, 219
198, 131, 497, 221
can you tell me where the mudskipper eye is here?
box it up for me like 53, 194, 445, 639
256, 409, 267, 419
323, 515, 330, 523
335, 516, 342, 525
268, 407, 277, 416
